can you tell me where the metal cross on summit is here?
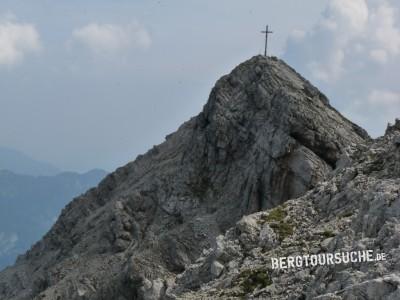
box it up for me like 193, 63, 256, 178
261, 25, 273, 56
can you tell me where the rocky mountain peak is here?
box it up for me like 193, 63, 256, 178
201, 55, 369, 168
206, 55, 327, 111
0, 57, 373, 300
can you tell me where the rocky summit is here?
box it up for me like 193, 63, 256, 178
2, 55, 397, 300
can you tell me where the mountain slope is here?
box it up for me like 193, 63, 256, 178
0, 56, 369, 300
0, 147, 60, 176
173, 121, 400, 300
0, 169, 107, 271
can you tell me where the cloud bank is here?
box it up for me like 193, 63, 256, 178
284, 0, 400, 136
0, 17, 41, 66
72, 22, 151, 56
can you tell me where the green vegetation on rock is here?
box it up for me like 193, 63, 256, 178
321, 230, 336, 238
238, 268, 272, 294
262, 206, 294, 241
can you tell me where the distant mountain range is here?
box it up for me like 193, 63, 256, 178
0, 147, 61, 176
0, 147, 107, 270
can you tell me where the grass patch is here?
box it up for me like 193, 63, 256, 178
260, 206, 294, 241
265, 206, 287, 222
270, 222, 294, 241
238, 268, 272, 294
341, 211, 353, 218
321, 230, 335, 238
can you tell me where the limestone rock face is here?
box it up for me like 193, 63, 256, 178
172, 121, 400, 300
0, 56, 369, 300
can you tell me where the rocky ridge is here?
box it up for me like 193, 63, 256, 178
0, 55, 376, 300
173, 120, 400, 299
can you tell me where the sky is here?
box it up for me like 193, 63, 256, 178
0, 0, 398, 172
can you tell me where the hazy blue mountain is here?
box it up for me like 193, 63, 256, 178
0, 147, 61, 176
0, 169, 107, 270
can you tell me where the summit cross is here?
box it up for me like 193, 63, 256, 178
261, 25, 273, 57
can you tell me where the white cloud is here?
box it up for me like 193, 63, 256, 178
289, 29, 306, 41
0, 17, 41, 66
368, 89, 400, 106
285, 0, 400, 82
284, 0, 400, 137
0, 232, 18, 255
369, 49, 388, 63
307, 49, 345, 82
320, 0, 369, 37
370, 2, 400, 55
72, 22, 151, 56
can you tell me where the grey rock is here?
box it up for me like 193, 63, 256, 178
393, 135, 400, 146
259, 222, 277, 249
210, 261, 224, 279
321, 237, 334, 251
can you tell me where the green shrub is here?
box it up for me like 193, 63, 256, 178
238, 268, 272, 294
321, 230, 335, 238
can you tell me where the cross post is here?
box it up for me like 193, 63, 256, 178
261, 25, 273, 56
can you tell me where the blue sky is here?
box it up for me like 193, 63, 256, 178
0, 0, 399, 172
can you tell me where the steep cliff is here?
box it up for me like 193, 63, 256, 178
0, 56, 370, 300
